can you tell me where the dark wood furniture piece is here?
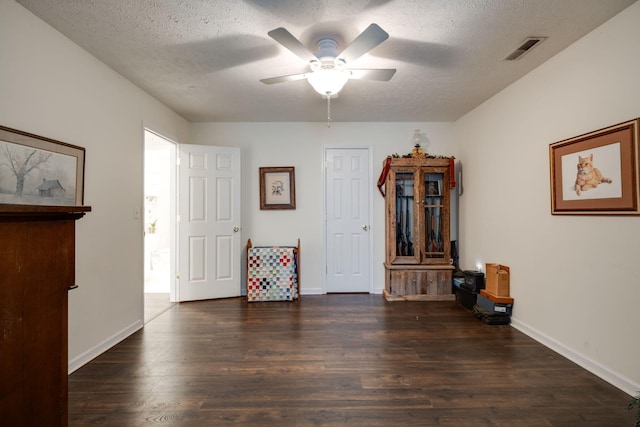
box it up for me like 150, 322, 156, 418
0, 204, 90, 426
384, 157, 455, 300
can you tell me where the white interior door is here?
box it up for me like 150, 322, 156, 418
177, 145, 241, 301
325, 147, 372, 293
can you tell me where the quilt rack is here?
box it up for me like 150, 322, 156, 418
246, 239, 300, 302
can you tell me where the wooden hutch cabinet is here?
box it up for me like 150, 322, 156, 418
384, 157, 455, 300
0, 205, 90, 426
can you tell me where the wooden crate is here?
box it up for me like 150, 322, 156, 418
485, 263, 510, 297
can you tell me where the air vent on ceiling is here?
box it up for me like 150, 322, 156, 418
504, 37, 547, 61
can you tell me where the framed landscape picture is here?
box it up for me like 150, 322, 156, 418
0, 125, 85, 207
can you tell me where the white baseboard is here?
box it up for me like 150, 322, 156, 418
68, 320, 143, 374
511, 317, 639, 396
300, 288, 384, 295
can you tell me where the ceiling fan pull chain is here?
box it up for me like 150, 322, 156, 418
326, 93, 332, 128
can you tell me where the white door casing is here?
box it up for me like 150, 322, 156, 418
324, 147, 372, 293
177, 145, 241, 301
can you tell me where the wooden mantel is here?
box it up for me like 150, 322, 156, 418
0, 203, 91, 425
0, 204, 91, 220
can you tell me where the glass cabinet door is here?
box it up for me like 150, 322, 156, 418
394, 172, 415, 259
423, 172, 445, 261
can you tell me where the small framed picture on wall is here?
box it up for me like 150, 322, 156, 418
259, 166, 296, 210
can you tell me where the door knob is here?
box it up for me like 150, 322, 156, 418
362, 225, 369, 231
233, 226, 240, 232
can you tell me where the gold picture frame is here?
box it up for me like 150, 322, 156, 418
259, 166, 296, 210
549, 118, 639, 215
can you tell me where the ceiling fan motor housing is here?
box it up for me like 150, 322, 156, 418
313, 38, 344, 70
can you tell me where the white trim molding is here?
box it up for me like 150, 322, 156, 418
511, 318, 639, 396
68, 320, 143, 374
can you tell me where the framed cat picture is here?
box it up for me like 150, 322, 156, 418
549, 118, 640, 215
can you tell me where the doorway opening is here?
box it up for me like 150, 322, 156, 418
144, 129, 176, 322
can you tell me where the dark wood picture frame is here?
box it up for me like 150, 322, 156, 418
259, 166, 296, 210
549, 118, 639, 215
0, 125, 85, 207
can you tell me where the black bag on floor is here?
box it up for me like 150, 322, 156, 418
472, 305, 511, 325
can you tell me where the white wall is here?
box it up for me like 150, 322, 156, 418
455, 2, 640, 395
0, 1, 190, 370
190, 122, 455, 294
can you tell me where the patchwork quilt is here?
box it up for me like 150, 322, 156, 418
247, 246, 298, 302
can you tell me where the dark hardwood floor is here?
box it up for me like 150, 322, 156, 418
69, 295, 634, 426
144, 292, 174, 324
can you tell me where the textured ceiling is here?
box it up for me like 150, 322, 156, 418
16, 0, 637, 122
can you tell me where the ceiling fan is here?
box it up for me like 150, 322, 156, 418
260, 23, 396, 99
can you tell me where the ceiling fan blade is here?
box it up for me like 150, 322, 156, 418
268, 27, 317, 63
338, 23, 389, 63
347, 68, 396, 81
260, 73, 309, 85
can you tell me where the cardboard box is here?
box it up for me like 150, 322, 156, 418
485, 263, 510, 297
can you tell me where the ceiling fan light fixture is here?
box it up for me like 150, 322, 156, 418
307, 68, 349, 97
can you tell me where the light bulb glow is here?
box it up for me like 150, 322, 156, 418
307, 69, 349, 97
